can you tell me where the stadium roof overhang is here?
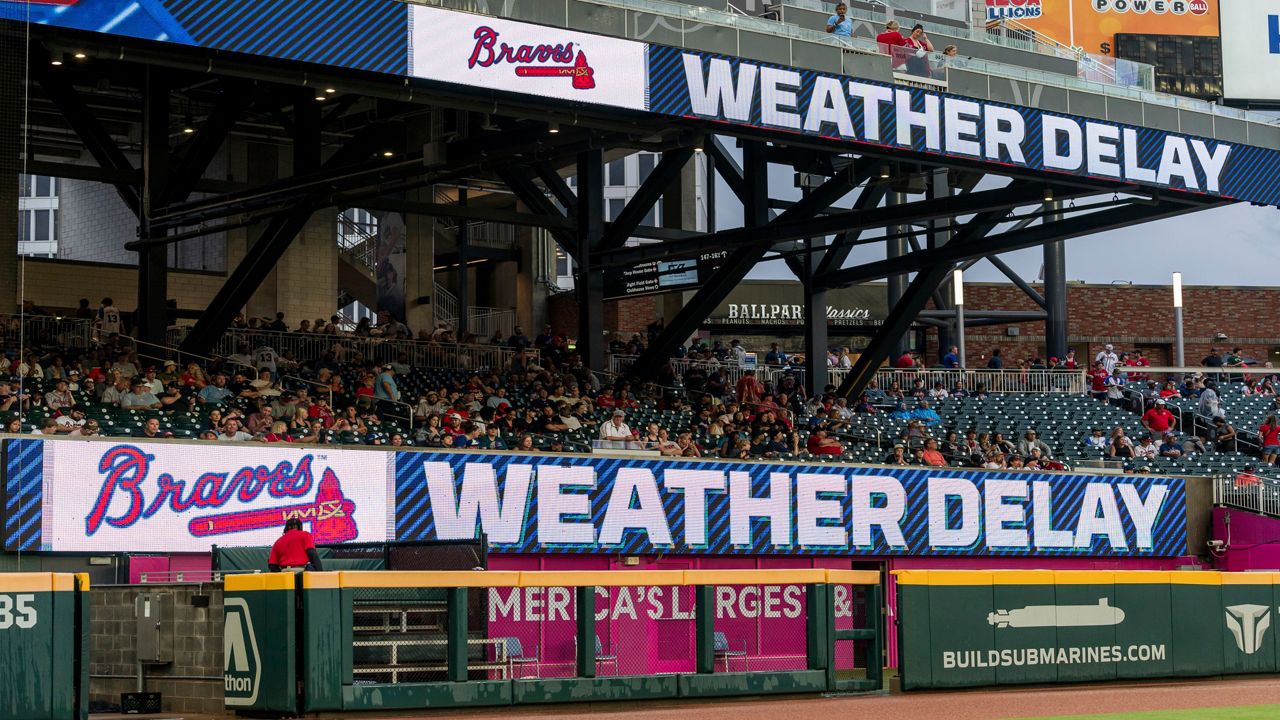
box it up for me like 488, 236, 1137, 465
3, 10, 1242, 399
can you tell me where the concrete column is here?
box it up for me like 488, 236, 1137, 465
885, 191, 908, 356
1043, 201, 1068, 360
0, 34, 21, 311
659, 149, 699, 339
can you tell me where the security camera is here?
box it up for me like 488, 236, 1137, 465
1215, 332, 1229, 341
1206, 540, 1225, 551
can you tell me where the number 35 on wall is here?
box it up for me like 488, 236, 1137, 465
0, 594, 37, 629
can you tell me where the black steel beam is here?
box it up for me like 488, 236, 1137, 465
359, 197, 574, 230
497, 166, 579, 261
1043, 201, 1069, 359
178, 121, 385, 357
705, 137, 747, 205
576, 149, 606, 370
836, 261, 957, 398
600, 146, 694, 251
532, 162, 578, 217
35, 63, 140, 216
598, 180, 1067, 267
164, 87, 245, 206
433, 247, 519, 267
820, 200, 1226, 289
987, 254, 1047, 309
136, 67, 170, 352
628, 141, 773, 380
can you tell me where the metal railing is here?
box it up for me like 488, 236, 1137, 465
467, 308, 516, 340
873, 368, 1087, 395
608, 355, 1087, 394
0, 314, 93, 349
214, 329, 517, 372
434, 285, 460, 328
1214, 472, 1280, 519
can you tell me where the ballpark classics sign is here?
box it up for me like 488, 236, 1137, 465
6, 439, 1185, 557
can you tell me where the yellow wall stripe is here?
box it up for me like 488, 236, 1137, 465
225, 573, 297, 592
0, 573, 63, 592
302, 572, 341, 589
825, 569, 881, 586
339, 571, 522, 589
895, 570, 1280, 587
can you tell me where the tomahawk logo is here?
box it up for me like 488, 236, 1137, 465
1224, 604, 1272, 655
224, 599, 261, 706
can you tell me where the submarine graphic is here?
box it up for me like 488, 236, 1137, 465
988, 598, 1126, 629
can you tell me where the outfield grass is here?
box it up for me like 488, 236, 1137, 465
1021, 706, 1280, 720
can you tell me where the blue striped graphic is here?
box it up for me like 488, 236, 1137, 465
393, 451, 1187, 559
4, 439, 44, 551
653, 45, 1280, 207
0, 0, 406, 75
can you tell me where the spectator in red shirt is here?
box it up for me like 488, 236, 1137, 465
806, 429, 843, 456
1141, 399, 1176, 437
1088, 361, 1109, 402
1260, 415, 1280, 465
1128, 349, 1150, 381
736, 370, 763, 406
876, 20, 906, 52
1063, 350, 1078, 370
267, 518, 324, 572
920, 438, 947, 467
895, 351, 915, 369
1158, 380, 1179, 399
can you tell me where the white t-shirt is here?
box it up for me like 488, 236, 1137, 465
254, 346, 279, 373
599, 421, 632, 440
99, 306, 122, 334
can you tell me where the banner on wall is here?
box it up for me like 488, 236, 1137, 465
392, 453, 1185, 556
4, 439, 394, 552
986, 0, 1218, 56
374, 212, 407, 322
403, 6, 1268, 206
0, 2, 1271, 205
5, 439, 1186, 557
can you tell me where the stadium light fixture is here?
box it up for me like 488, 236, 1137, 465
547, 122, 560, 134
73, 51, 86, 60
182, 113, 195, 134
324, 87, 336, 94
50, 53, 64, 66
315, 94, 326, 101
382, 151, 394, 158
878, 164, 890, 179
1043, 187, 1054, 203
1171, 271, 1183, 308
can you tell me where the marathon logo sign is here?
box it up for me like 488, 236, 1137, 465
393, 454, 1186, 557
650, 46, 1250, 202
986, 0, 1044, 21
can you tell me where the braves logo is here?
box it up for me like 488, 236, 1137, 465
85, 445, 358, 544
468, 26, 596, 90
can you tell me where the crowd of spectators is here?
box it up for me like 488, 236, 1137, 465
823, 3, 960, 79
6, 299, 1280, 474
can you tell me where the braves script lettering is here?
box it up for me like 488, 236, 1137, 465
84, 445, 315, 535
468, 26, 574, 68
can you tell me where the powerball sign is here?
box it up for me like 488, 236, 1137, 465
31, 440, 393, 552
407, 5, 649, 111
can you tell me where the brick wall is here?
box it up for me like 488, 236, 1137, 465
19, 258, 226, 316
90, 584, 225, 715
924, 282, 1280, 366
547, 293, 658, 337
